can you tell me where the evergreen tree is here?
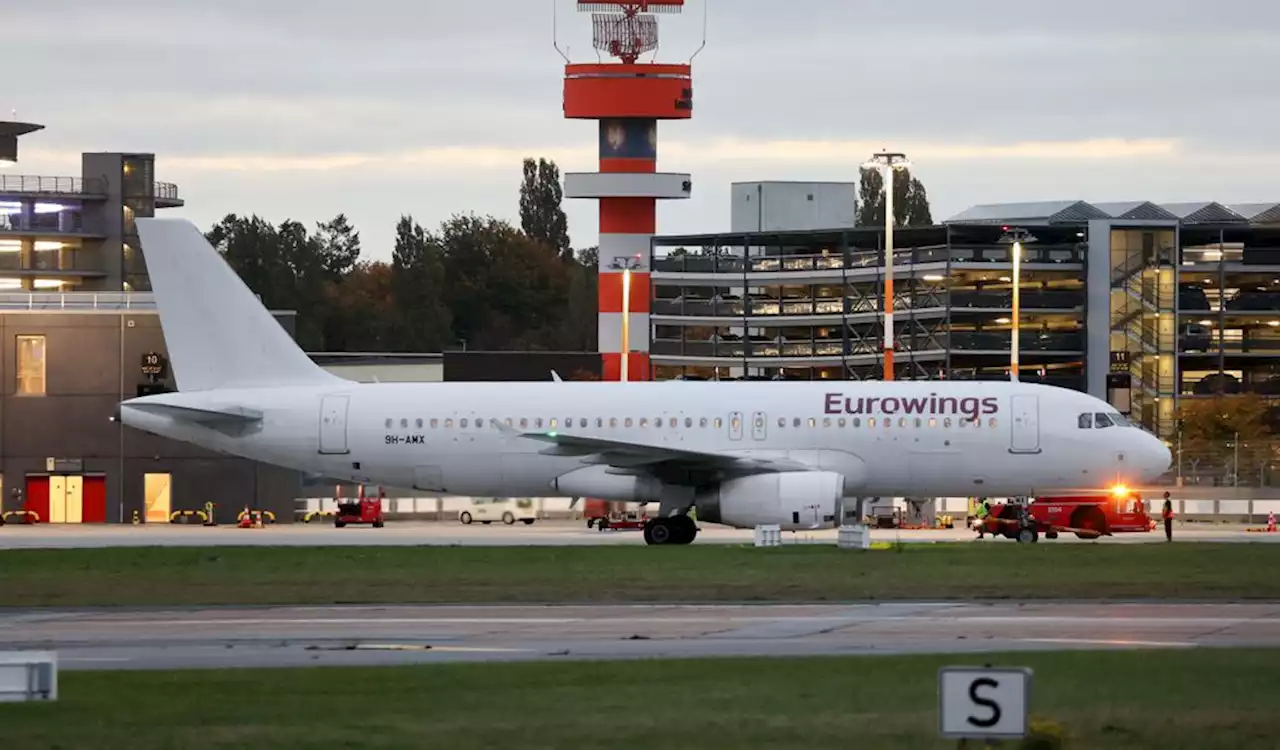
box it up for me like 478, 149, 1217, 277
519, 157, 571, 259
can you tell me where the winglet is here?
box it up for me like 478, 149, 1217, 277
551, 370, 563, 383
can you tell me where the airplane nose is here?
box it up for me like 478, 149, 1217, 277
1143, 434, 1172, 479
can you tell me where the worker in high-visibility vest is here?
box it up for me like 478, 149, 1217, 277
974, 499, 991, 538
1161, 491, 1174, 542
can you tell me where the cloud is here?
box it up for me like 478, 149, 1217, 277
22, 136, 1184, 176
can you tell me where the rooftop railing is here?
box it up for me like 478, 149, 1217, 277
0, 291, 156, 310
0, 175, 181, 201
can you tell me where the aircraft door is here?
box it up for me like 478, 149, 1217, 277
1009, 394, 1041, 454
319, 394, 351, 455
751, 411, 767, 441
728, 411, 744, 441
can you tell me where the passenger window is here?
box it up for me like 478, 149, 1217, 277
535, 418, 543, 428
852, 417, 861, 427
506, 418, 513, 426
1078, 413, 1092, 429
685, 417, 693, 428
793, 417, 801, 427
415, 418, 423, 429
823, 418, 831, 428
400, 418, 408, 428
385, 418, 392, 428
928, 418, 937, 428
596, 418, 603, 428
626, 417, 634, 427
431, 418, 439, 429
1094, 413, 1113, 428
550, 418, 558, 428
944, 418, 952, 428
989, 418, 997, 428
669, 418, 677, 428
460, 419, 468, 428
580, 418, 588, 428
778, 417, 786, 427
899, 417, 907, 428
838, 417, 846, 427
640, 418, 648, 427
610, 418, 618, 428
715, 418, 723, 428
445, 418, 454, 428
914, 418, 921, 428
699, 417, 708, 428
869, 417, 877, 427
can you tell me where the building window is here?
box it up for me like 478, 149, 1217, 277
16, 335, 46, 396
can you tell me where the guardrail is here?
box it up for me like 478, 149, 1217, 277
0, 175, 180, 202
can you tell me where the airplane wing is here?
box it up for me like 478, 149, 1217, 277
502, 426, 814, 478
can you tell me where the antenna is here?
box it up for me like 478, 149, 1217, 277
690, 0, 708, 62
552, 0, 571, 63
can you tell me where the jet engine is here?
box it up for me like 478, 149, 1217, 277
552, 465, 694, 505
694, 471, 845, 530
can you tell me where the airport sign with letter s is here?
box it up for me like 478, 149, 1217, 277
938, 666, 1033, 739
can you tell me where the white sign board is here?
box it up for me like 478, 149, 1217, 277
0, 651, 58, 703
938, 666, 1032, 739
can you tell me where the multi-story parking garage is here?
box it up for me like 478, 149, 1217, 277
649, 199, 1280, 441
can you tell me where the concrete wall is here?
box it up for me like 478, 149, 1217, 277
731, 182, 858, 233
0, 308, 300, 524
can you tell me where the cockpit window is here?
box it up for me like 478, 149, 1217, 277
1110, 412, 1130, 426
1094, 413, 1114, 428
1078, 413, 1093, 429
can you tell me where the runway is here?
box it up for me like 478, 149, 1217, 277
3, 601, 1279, 671
2, 520, 1276, 549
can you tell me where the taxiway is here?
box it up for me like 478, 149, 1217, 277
3, 601, 1278, 671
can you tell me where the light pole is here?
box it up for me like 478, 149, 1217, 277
861, 151, 911, 381
611, 254, 644, 382
998, 226, 1037, 381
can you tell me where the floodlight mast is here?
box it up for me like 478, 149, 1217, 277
861, 151, 911, 381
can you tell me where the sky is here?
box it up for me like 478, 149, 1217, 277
6, 0, 1280, 261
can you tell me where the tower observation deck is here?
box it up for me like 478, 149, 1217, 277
561, 0, 695, 381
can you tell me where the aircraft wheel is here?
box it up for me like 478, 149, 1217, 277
670, 515, 698, 545
1016, 527, 1039, 544
645, 518, 674, 546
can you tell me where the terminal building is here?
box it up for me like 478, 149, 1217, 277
649, 186, 1280, 441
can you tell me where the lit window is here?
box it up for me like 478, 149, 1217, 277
898, 418, 906, 428
731, 417, 741, 430
823, 418, 831, 428
868, 418, 876, 427
640, 418, 648, 427
838, 418, 846, 427
415, 418, 423, 429
715, 418, 723, 428
550, 418, 558, 428
928, 418, 936, 428
669, 417, 677, 428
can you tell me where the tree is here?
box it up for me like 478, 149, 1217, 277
313, 213, 362, 280
519, 157, 571, 260
857, 167, 933, 227
323, 260, 396, 351
1177, 394, 1274, 481
391, 215, 452, 352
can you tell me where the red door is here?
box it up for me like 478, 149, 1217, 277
82, 475, 107, 523
24, 476, 50, 523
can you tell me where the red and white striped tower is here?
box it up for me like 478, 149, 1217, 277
561, 1, 694, 381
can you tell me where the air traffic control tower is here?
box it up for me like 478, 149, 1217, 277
561, 0, 695, 381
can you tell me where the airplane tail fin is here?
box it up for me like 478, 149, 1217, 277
134, 218, 341, 392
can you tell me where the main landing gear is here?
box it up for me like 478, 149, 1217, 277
643, 514, 697, 546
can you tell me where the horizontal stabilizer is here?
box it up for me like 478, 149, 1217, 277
125, 402, 263, 436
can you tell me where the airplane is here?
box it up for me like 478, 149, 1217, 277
118, 218, 1172, 546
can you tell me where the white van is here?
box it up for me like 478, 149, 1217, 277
459, 497, 537, 525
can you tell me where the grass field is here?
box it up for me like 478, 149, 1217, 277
2, 543, 1278, 608
1, 649, 1276, 749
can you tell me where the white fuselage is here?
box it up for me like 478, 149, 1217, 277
120, 379, 1171, 505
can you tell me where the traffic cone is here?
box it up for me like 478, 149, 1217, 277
1268, 511, 1276, 533
238, 506, 253, 528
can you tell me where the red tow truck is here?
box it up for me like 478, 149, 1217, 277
977, 489, 1156, 542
